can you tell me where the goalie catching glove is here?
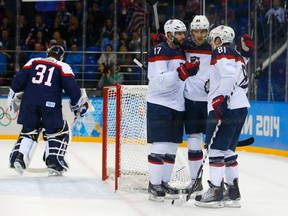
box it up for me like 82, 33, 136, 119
212, 95, 230, 121
177, 57, 200, 81
69, 88, 95, 117
238, 34, 254, 58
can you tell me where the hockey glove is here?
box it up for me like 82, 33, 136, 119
7, 89, 22, 113
177, 60, 200, 81
151, 33, 166, 46
238, 34, 255, 58
212, 95, 230, 121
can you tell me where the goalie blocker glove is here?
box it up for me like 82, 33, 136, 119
177, 59, 200, 81
212, 95, 230, 121
237, 34, 254, 58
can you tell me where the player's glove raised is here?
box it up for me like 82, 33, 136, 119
212, 95, 230, 121
151, 33, 166, 46
177, 59, 200, 81
238, 34, 254, 58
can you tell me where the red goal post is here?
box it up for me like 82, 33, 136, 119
102, 85, 190, 192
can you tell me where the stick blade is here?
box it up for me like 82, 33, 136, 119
171, 195, 189, 206
237, 137, 255, 147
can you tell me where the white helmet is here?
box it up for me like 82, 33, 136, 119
208, 25, 235, 46
190, 15, 210, 31
164, 19, 187, 38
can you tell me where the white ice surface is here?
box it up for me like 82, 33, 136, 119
0, 140, 288, 216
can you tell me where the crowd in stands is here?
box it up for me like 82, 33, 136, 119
0, 0, 287, 87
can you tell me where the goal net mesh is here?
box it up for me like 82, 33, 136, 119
102, 85, 190, 192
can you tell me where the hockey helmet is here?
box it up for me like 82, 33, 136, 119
190, 15, 210, 32
164, 19, 187, 38
207, 25, 235, 46
46, 45, 65, 61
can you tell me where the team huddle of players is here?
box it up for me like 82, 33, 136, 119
146, 15, 254, 208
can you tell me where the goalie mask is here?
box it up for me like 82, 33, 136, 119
46, 45, 65, 61
208, 25, 235, 47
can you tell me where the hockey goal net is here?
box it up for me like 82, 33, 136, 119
102, 85, 190, 192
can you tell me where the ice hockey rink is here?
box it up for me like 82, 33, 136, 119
0, 140, 288, 216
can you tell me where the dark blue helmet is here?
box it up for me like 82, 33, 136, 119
46, 45, 65, 61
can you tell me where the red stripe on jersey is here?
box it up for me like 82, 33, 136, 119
61, 71, 75, 77
185, 49, 212, 55
148, 159, 164, 165
148, 55, 186, 62
211, 54, 245, 65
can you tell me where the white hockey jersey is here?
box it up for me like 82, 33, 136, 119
207, 45, 250, 113
147, 42, 186, 111
183, 39, 212, 101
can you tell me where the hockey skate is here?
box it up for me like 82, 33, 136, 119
13, 153, 26, 175
46, 159, 67, 177
181, 177, 203, 198
161, 181, 180, 199
194, 180, 224, 208
223, 178, 241, 208
148, 182, 166, 202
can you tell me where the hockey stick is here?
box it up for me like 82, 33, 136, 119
133, 58, 147, 71
172, 67, 244, 206
237, 137, 254, 147
147, 0, 159, 33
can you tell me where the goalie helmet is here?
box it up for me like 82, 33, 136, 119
208, 25, 235, 46
190, 15, 210, 32
46, 45, 65, 61
164, 19, 187, 38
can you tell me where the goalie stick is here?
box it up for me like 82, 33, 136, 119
172, 67, 246, 206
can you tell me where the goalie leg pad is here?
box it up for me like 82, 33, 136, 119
44, 121, 70, 174
10, 128, 41, 170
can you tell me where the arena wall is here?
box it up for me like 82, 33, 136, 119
0, 97, 287, 157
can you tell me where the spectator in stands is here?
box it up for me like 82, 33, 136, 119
25, 30, 48, 50
206, 4, 217, 29
28, 42, 46, 60
65, 43, 83, 79
215, 0, 236, 29
97, 64, 124, 90
56, 2, 71, 28
174, 3, 187, 21
29, 14, 48, 39
119, 31, 131, 47
67, 15, 81, 46
49, 30, 67, 50
19, 15, 30, 47
71, 1, 83, 24
0, 41, 8, 77
265, 0, 286, 36
0, 16, 14, 37
97, 43, 117, 71
128, 28, 141, 58
48, 15, 63, 39
0, 29, 15, 72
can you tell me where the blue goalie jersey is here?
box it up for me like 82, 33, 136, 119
11, 57, 81, 108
